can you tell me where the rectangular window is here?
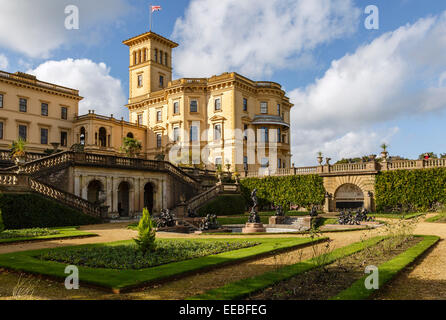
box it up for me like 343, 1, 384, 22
190, 125, 198, 142
41, 103, 48, 116
61, 107, 68, 120
138, 74, 143, 87
174, 102, 180, 114
0, 122, 3, 140
243, 156, 248, 171
277, 104, 281, 116
165, 53, 168, 66
215, 157, 222, 169
160, 50, 163, 64
60, 131, 68, 147
278, 159, 282, 169
260, 102, 268, 114
214, 98, 221, 111
19, 98, 27, 113
159, 75, 164, 88
190, 100, 198, 113
173, 127, 180, 142
261, 158, 269, 168
40, 128, 48, 145
19, 125, 27, 141
154, 49, 158, 63
156, 134, 162, 148
157, 110, 162, 122
137, 114, 143, 125
0, 94, 3, 108
260, 127, 269, 143
243, 98, 248, 112
277, 128, 282, 143
214, 124, 222, 141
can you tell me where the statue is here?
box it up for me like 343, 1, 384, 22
200, 214, 221, 231
187, 207, 197, 218
309, 206, 319, 218
275, 205, 285, 217
248, 189, 261, 223
155, 209, 176, 228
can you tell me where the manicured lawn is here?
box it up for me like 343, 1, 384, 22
372, 212, 426, 220
188, 236, 387, 300
425, 214, 446, 223
0, 227, 97, 245
331, 235, 440, 300
0, 237, 323, 292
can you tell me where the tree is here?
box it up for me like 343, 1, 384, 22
418, 152, 438, 160
134, 208, 156, 255
121, 137, 142, 158
381, 143, 389, 152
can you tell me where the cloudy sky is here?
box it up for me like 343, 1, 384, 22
0, 0, 445, 166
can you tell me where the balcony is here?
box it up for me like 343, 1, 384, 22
251, 115, 290, 128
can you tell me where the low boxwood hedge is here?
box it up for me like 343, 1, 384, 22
0, 193, 101, 229
197, 195, 246, 216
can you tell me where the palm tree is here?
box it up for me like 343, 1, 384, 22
10, 138, 27, 162
381, 143, 389, 152
121, 137, 142, 158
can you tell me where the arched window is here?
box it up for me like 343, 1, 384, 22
99, 127, 107, 147
127, 132, 134, 139
80, 127, 86, 145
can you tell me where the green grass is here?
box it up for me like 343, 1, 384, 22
218, 217, 269, 225
0, 227, 96, 244
188, 236, 387, 300
0, 237, 323, 292
331, 235, 440, 300
372, 212, 426, 220
425, 214, 446, 223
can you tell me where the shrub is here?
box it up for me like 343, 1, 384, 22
375, 168, 446, 212
0, 209, 4, 233
197, 195, 246, 216
0, 193, 101, 229
240, 175, 325, 210
134, 208, 156, 255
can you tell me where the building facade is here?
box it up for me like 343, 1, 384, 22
124, 32, 293, 173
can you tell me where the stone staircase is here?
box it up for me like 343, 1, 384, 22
0, 151, 202, 219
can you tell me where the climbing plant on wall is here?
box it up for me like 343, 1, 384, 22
240, 175, 326, 210
375, 168, 446, 212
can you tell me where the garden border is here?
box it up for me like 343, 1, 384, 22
0, 227, 97, 245
0, 237, 326, 293
331, 235, 440, 300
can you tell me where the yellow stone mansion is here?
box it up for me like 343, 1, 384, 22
0, 31, 292, 173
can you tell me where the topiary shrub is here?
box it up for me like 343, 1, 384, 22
197, 195, 246, 216
134, 208, 156, 255
0, 193, 101, 229
0, 209, 4, 233
240, 175, 326, 210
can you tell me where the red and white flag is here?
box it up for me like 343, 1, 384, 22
151, 5, 162, 13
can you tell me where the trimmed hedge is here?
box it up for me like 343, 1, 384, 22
0, 193, 101, 229
197, 195, 246, 216
240, 175, 325, 209
375, 168, 446, 212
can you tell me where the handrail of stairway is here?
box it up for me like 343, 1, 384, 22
184, 185, 220, 211
29, 178, 101, 217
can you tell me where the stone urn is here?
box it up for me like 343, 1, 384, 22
380, 151, 388, 161
317, 156, 323, 165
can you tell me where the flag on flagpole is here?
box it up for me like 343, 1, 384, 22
151, 5, 162, 13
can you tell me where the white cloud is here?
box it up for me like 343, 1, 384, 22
172, 0, 360, 78
0, 0, 129, 58
289, 12, 446, 165
0, 54, 8, 69
28, 59, 127, 119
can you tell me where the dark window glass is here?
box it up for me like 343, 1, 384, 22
159, 75, 164, 88
160, 50, 163, 64
137, 114, 143, 125
61, 107, 68, 120
19, 125, 27, 141
154, 49, 158, 63
41, 128, 48, 145
138, 74, 143, 87
277, 104, 281, 115
277, 128, 281, 143
0, 94, 3, 108
0, 122, 3, 140
260, 127, 269, 143
157, 134, 162, 148
19, 98, 27, 112
174, 102, 179, 114
190, 100, 198, 113
41, 103, 48, 116
165, 53, 168, 66
61, 131, 68, 147
243, 98, 248, 111
214, 98, 221, 111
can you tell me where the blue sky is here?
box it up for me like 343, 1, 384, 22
0, 0, 445, 165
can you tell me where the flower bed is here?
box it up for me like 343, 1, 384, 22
0, 228, 60, 240
39, 239, 259, 270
